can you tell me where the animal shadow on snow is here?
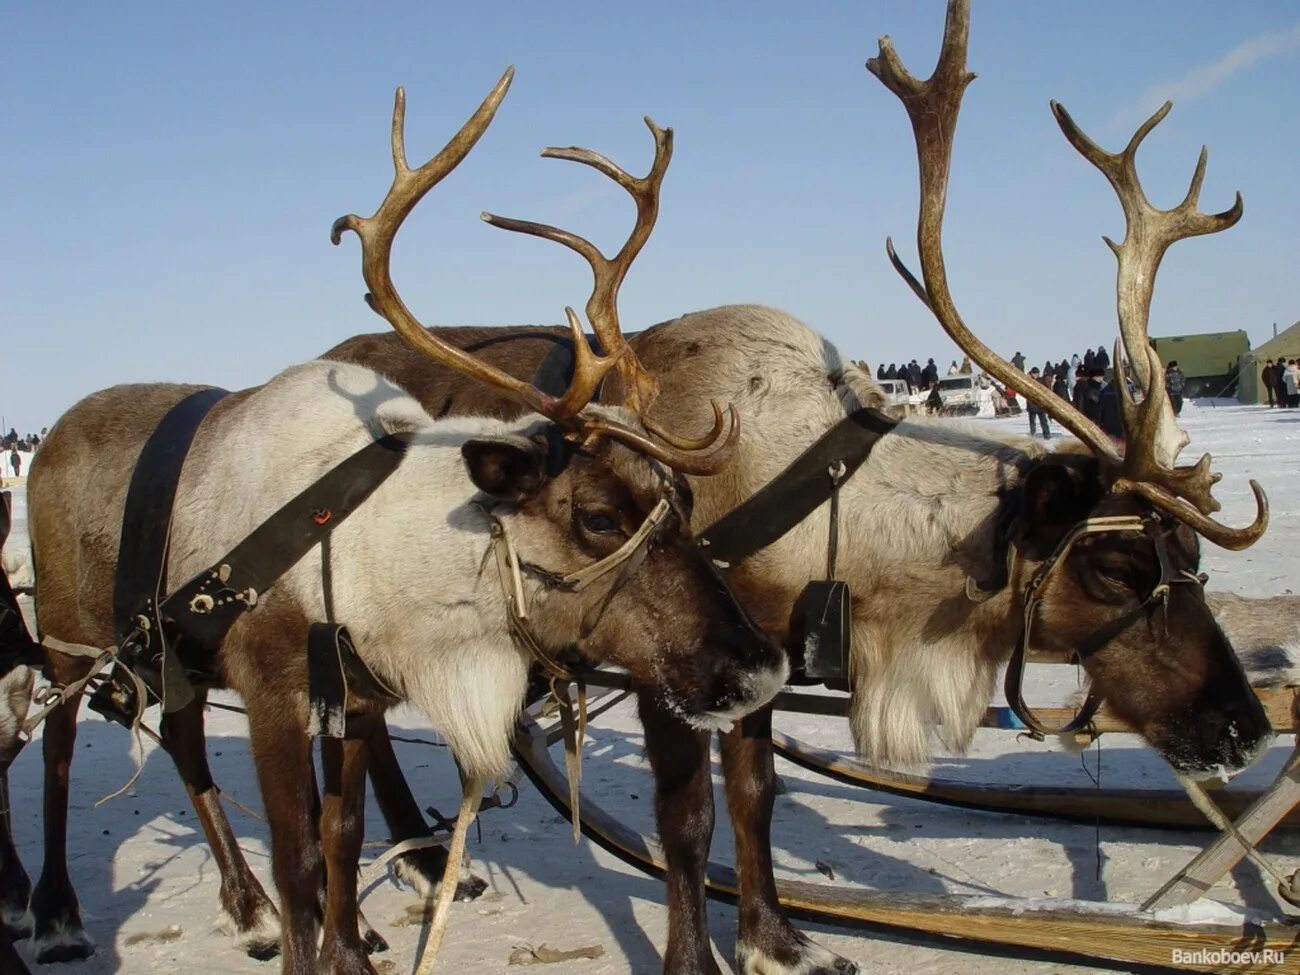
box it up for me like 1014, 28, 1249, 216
7, 711, 682, 973
6, 723, 263, 973
7, 710, 1296, 971
760, 737, 1299, 912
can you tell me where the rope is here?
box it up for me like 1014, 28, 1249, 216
205, 698, 450, 750
413, 773, 484, 975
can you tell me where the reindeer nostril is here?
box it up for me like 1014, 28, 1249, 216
709, 689, 735, 712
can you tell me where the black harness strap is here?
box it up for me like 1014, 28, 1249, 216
698, 407, 898, 567
531, 329, 643, 398
533, 335, 579, 397
163, 432, 414, 652
306, 623, 400, 739
112, 387, 229, 711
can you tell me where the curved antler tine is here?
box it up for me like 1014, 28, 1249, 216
479, 211, 606, 268
482, 115, 734, 469
548, 307, 620, 420
1114, 338, 1140, 436
587, 405, 741, 476
1129, 479, 1268, 552
643, 401, 728, 451
332, 69, 514, 246
1052, 98, 1241, 443
870, 0, 1121, 467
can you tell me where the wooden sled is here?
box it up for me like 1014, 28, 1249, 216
512, 697, 1300, 974
771, 681, 1300, 831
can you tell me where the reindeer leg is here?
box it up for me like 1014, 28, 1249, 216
246, 703, 320, 975
317, 717, 378, 975
639, 695, 722, 975
29, 656, 95, 964
0, 768, 31, 942
309, 744, 387, 955
366, 721, 487, 901
158, 692, 280, 959
1, 664, 34, 941
722, 705, 857, 975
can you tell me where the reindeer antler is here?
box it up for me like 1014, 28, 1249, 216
332, 71, 738, 475
868, 0, 1266, 551
481, 120, 737, 467
1051, 101, 1265, 547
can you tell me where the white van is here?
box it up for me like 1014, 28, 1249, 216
936, 374, 982, 416
877, 378, 912, 414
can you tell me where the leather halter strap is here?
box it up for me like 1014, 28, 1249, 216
698, 407, 898, 568
480, 493, 670, 844
1005, 513, 1204, 739
480, 496, 673, 681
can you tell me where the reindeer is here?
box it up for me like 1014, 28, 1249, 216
10, 69, 788, 975
7, 5, 1277, 974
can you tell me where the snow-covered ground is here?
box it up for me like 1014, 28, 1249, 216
2, 399, 1299, 975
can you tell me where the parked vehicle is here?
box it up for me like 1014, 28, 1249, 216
936, 373, 982, 415
877, 378, 914, 415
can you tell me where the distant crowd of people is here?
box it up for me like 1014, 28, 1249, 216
861, 346, 1187, 443
873, 356, 975, 390
2, 426, 46, 484
1260, 359, 1300, 408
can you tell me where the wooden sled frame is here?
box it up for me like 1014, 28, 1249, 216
770, 677, 1300, 832
512, 677, 1300, 973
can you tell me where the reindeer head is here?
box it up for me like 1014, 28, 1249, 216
871, 0, 1271, 776
460, 413, 786, 727
333, 70, 787, 727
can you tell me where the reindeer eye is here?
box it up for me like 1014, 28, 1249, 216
576, 506, 623, 536
1094, 558, 1131, 587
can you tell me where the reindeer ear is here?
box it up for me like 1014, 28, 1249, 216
462, 435, 548, 502
1018, 457, 1101, 556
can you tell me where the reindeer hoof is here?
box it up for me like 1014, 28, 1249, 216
218, 904, 281, 961
32, 925, 95, 964
737, 941, 858, 975
244, 939, 281, 962
392, 851, 488, 903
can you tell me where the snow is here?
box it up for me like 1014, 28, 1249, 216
3, 401, 1299, 974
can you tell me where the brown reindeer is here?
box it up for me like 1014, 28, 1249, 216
14, 69, 788, 975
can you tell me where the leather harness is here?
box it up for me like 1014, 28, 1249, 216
101, 390, 411, 728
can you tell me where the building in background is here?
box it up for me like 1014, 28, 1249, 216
1236, 322, 1300, 405
1150, 329, 1250, 400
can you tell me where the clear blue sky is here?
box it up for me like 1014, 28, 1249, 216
3, 2, 1298, 434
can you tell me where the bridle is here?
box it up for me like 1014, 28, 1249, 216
478, 494, 675, 683
1004, 511, 1209, 739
